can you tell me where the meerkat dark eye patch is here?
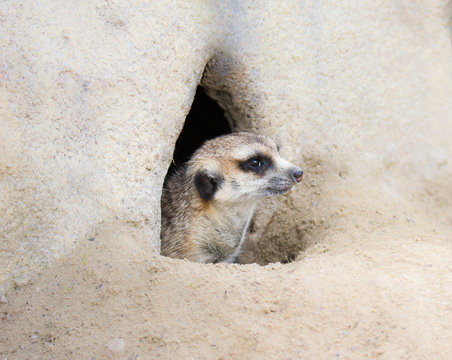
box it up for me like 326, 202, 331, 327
238, 154, 272, 175
194, 171, 222, 201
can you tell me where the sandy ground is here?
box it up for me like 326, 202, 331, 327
1, 176, 451, 360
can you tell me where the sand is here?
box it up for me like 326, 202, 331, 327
2, 176, 451, 360
1, 1, 452, 359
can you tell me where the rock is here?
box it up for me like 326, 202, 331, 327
105, 338, 125, 353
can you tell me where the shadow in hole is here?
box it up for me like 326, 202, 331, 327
165, 86, 232, 181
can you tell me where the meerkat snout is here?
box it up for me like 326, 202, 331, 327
160, 132, 303, 263
292, 169, 303, 183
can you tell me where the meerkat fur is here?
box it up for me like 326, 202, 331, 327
160, 132, 303, 263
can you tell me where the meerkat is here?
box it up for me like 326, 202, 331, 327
160, 132, 303, 263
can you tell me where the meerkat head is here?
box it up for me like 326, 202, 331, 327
187, 133, 303, 204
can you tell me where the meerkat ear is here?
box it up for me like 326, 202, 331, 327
194, 171, 222, 201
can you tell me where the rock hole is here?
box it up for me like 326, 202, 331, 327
164, 86, 232, 183
161, 85, 301, 266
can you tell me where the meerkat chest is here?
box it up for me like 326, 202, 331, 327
194, 201, 257, 262
218, 201, 256, 232
206, 206, 254, 240
226, 204, 256, 227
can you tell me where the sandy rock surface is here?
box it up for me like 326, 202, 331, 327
1, 0, 452, 358
1, 208, 451, 359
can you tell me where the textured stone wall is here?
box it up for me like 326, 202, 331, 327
1, 0, 451, 289
0, 1, 218, 289
200, 0, 452, 263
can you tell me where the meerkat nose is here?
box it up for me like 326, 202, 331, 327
292, 168, 303, 183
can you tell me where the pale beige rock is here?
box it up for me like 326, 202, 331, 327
106, 338, 125, 353
1, 0, 452, 359
1, 0, 217, 289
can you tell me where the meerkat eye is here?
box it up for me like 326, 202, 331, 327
249, 158, 263, 168
239, 155, 272, 174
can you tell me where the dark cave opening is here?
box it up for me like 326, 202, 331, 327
166, 86, 232, 178
161, 85, 302, 265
